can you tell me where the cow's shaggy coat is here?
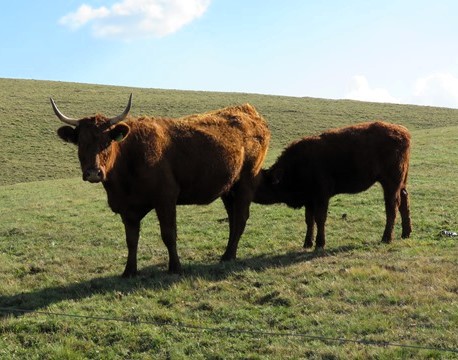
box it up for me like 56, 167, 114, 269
53, 96, 270, 276
254, 121, 412, 249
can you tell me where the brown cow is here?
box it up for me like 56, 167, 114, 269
254, 121, 412, 249
51, 94, 270, 276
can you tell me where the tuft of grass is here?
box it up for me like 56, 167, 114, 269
0, 78, 457, 359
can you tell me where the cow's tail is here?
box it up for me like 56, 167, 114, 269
399, 138, 412, 238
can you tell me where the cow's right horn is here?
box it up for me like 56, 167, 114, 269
109, 93, 133, 125
50, 98, 80, 126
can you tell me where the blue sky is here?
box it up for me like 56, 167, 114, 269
2, 0, 458, 108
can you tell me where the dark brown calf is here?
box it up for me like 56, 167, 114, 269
254, 121, 412, 249
51, 95, 270, 276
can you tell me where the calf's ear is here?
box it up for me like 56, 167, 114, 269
109, 123, 130, 143
57, 126, 78, 144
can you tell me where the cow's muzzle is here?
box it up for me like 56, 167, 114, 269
83, 168, 104, 183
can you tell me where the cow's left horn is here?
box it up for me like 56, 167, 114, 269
109, 93, 133, 125
50, 98, 80, 126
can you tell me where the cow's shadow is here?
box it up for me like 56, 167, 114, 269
0, 245, 359, 319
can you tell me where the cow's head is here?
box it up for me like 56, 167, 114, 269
51, 94, 132, 183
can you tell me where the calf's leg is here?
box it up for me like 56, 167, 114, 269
303, 207, 314, 248
314, 200, 329, 249
381, 184, 400, 243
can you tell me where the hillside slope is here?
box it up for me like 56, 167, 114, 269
1, 77, 458, 185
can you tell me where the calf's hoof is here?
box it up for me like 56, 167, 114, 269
401, 230, 412, 239
168, 268, 183, 275
220, 252, 236, 262
313, 246, 326, 256
303, 241, 314, 249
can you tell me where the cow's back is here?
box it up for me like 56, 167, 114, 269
172, 104, 270, 202
116, 104, 270, 206
182, 104, 270, 174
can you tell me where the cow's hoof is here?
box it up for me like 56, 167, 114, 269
168, 261, 183, 275
122, 269, 137, 278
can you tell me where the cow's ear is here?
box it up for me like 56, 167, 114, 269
110, 123, 130, 143
57, 126, 78, 145
271, 167, 284, 185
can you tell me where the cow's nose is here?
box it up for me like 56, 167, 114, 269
83, 168, 103, 183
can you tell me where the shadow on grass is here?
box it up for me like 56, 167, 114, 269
0, 244, 360, 319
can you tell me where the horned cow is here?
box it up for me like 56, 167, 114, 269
254, 121, 412, 249
51, 94, 270, 276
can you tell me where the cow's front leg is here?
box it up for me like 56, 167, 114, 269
156, 203, 182, 274
121, 215, 141, 277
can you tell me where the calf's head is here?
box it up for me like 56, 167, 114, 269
51, 94, 132, 183
254, 159, 304, 209
253, 166, 286, 204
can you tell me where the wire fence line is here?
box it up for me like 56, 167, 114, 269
1, 307, 457, 354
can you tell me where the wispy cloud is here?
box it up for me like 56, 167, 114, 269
413, 72, 458, 108
59, 0, 211, 39
345, 74, 458, 109
345, 75, 400, 104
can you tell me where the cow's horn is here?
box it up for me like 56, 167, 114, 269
109, 94, 133, 125
50, 98, 80, 126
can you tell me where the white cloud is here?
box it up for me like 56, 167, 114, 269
59, 4, 110, 30
59, 0, 211, 39
413, 73, 458, 108
345, 75, 400, 104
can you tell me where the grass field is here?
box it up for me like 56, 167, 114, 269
0, 78, 457, 359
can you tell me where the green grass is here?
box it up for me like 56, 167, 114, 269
1, 78, 457, 359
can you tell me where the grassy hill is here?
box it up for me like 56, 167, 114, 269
0, 78, 457, 359
2, 77, 458, 186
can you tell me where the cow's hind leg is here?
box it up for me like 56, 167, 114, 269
221, 182, 252, 261
303, 207, 314, 248
221, 193, 236, 261
155, 203, 182, 274
400, 187, 412, 238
